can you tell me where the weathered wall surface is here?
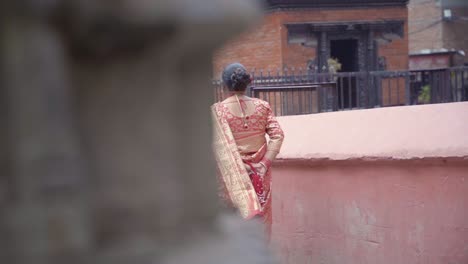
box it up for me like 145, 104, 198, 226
272, 160, 468, 264
270, 102, 468, 264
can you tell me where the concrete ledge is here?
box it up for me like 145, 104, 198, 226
276, 102, 468, 161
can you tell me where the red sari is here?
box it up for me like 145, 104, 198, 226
212, 96, 284, 223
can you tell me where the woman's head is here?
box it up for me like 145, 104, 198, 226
222, 63, 251, 92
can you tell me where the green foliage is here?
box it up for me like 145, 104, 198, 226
418, 85, 431, 104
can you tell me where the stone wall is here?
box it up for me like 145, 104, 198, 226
0, 1, 278, 264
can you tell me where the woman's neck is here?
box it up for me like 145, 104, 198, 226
230, 91, 246, 97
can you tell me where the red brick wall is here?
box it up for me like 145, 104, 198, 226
408, 0, 468, 65
212, 15, 282, 79
442, 7, 468, 65
408, 0, 444, 53
379, 34, 409, 70
213, 6, 409, 77
282, 42, 316, 71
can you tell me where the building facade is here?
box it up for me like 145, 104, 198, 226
213, 0, 409, 78
409, 0, 468, 69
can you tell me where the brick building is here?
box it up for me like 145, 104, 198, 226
408, 0, 468, 69
213, 0, 409, 78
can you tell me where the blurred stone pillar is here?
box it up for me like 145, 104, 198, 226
0, 0, 275, 264
0, 15, 90, 264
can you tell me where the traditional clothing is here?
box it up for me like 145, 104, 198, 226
212, 95, 284, 222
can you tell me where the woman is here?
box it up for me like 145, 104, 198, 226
212, 63, 284, 223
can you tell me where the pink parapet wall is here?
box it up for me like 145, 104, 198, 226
276, 102, 468, 161
271, 102, 468, 264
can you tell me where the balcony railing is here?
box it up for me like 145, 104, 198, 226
213, 67, 468, 116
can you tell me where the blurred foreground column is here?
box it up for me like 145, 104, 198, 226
0, 1, 275, 263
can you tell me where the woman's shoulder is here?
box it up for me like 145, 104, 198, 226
211, 102, 225, 113
211, 102, 220, 108
251, 97, 271, 109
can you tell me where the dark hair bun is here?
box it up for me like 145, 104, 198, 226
230, 67, 251, 91
222, 63, 251, 91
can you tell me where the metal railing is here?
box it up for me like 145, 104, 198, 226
214, 67, 468, 116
